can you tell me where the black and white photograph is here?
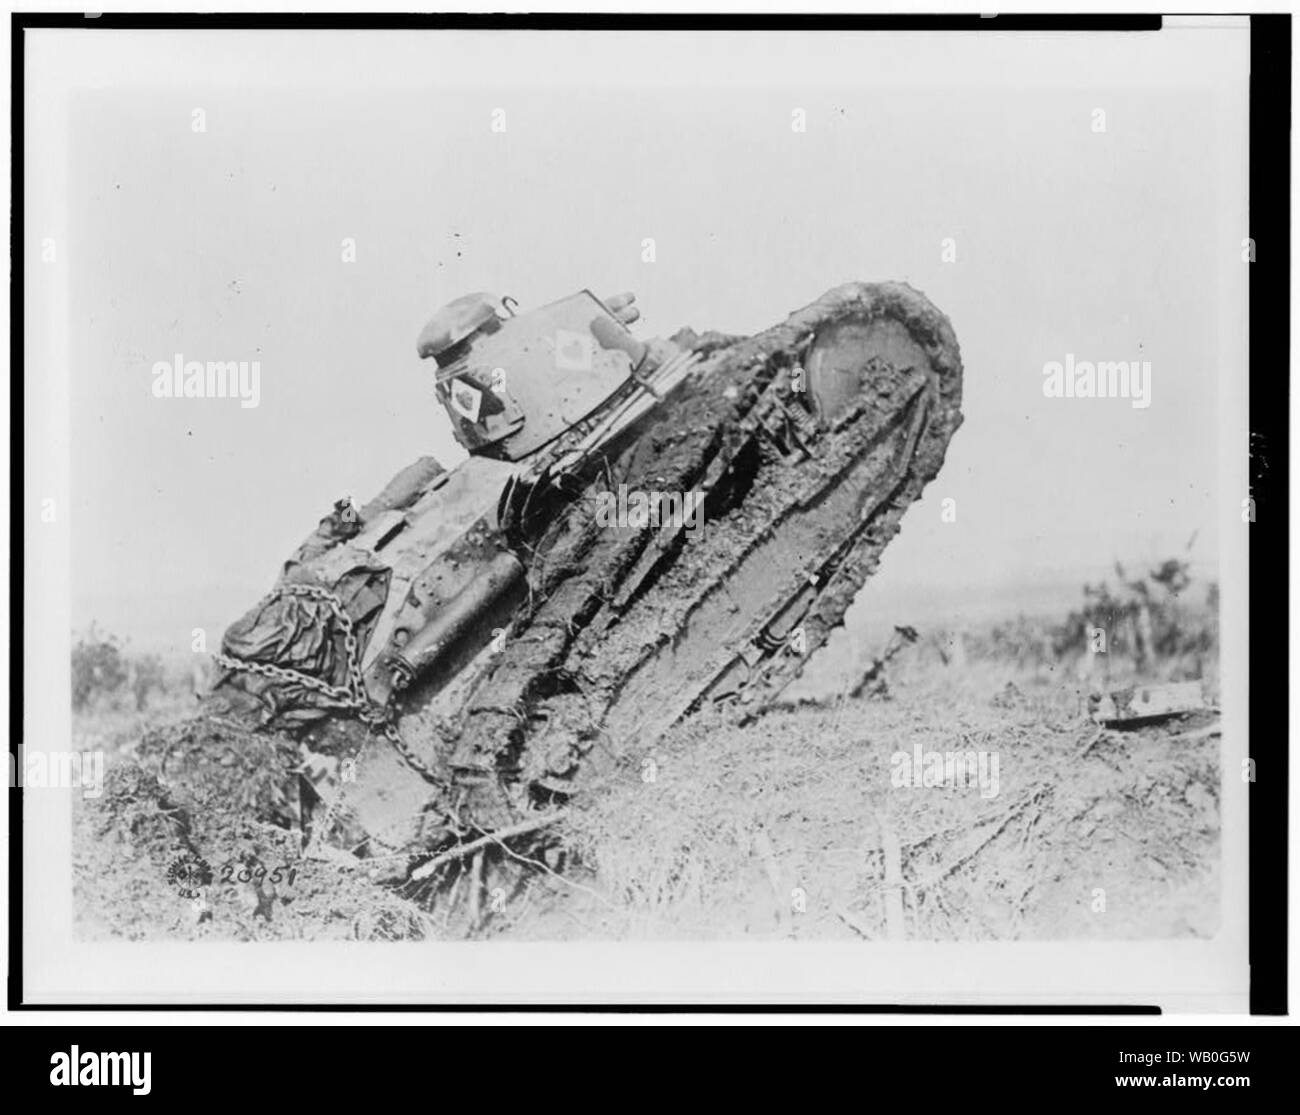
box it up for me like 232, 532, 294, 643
11, 8, 1285, 1026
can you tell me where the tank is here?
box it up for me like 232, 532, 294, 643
204, 282, 964, 867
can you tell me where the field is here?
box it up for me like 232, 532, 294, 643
70, 568, 1221, 943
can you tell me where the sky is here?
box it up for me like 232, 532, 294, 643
39, 26, 1249, 656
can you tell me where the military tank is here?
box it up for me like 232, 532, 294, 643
204, 281, 964, 871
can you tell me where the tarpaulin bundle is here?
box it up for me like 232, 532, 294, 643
211, 556, 391, 731
207, 458, 446, 732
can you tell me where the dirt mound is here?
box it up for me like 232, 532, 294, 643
73, 662, 1219, 943
74, 717, 434, 941
514, 674, 1219, 941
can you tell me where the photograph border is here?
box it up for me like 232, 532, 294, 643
7, 8, 1286, 1015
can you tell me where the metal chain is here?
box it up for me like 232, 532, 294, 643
213, 582, 445, 788
358, 707, 447, 788
210, 653, 357, 705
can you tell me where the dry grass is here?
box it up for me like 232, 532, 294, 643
72, 626, 1221, 944
513, 658, 1220, 941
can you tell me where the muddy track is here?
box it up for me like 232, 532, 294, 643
441, 282, 964, 807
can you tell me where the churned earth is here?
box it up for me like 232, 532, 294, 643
72, 651, 1219, 944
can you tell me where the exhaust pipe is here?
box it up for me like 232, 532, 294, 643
370, 549, 525, 703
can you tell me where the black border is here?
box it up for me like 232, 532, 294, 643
1246, 10, 1289, 1018
8, 11, 1285, 1016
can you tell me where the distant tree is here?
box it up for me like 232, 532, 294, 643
1149, 557, 1192, 597
1055, 555, 1215, 673
71, 625, 128, 711
130, 653, 167, 711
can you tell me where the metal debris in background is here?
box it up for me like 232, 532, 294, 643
1089, 681, 1208, 726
